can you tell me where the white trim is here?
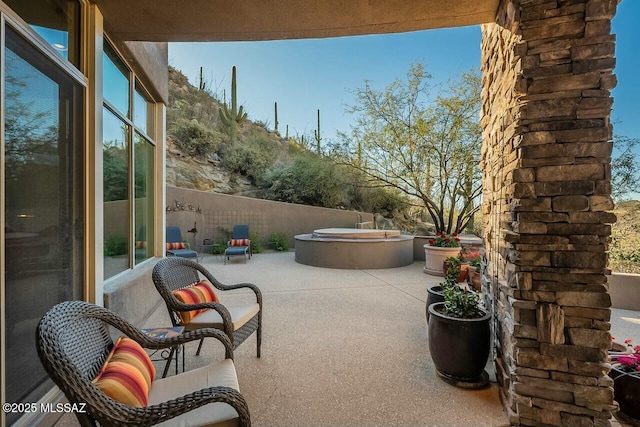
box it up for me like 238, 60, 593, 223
156, 103, 167, 257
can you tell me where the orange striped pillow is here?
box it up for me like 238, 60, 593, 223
172, 280, 219, 324
166, 242, 186, 250
93, 337, 156, 407
230, 239, 250, 247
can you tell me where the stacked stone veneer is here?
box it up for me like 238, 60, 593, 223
480, 0, 617, 425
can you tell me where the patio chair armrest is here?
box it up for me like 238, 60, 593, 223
138, 328, 234, 360
190, 262, 263, 306
93, 386, 250, 427
90, 307, 235, 359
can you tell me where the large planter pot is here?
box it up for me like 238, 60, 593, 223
424, 245, 461, 276
426, 285, 445, 323
610, 364, 640, 420
428, 302, 491, 387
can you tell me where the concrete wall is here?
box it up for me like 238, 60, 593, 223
608, 273, 640, 311
166, 186, 373, 248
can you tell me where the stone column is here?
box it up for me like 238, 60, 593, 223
481, 0, 617, 425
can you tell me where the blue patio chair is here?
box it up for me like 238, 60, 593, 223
224, 225, 252, 264
166, 226, 198, 260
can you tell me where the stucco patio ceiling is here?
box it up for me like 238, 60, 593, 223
93, 0, 501, 42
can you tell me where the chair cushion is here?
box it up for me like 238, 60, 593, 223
173, 280, 219, 324
230, 239, 250, 247
185, 303, 260, 332
224, 247, 247, 256
167, 248, 198, 258
167, 242, 187, 250
93, 337, 156, 407
150, 359, 240, 427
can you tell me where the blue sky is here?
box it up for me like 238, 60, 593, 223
169, 0, 639, 144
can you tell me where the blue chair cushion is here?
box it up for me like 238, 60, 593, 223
167, 248, 198, 259
225, 247, 248, 256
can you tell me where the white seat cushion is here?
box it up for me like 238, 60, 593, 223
150, 359, 240, 427
185, 303, 259, 332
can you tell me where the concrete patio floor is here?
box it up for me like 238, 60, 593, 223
55, 251, 639, 427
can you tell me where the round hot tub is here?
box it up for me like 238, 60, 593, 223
295, 228, 414, 269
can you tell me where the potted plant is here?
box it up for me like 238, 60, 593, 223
426, 272, 459, 323
428, 285, 491, 387
464, 251, 482, 291
424, 232, 461, 276
609, 338, 640, 420
443, 255, 469, 283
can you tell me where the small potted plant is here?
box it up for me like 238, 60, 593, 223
609, 338, 640, 420
443, 255, 469, 283
426, 272, 458, 323
428, 285, 491, 387
464, 251, 482, 290
424, 232, 461, 276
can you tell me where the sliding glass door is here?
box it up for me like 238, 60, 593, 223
3, 25, 83, 424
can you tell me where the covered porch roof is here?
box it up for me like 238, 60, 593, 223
92, 0, 501, 42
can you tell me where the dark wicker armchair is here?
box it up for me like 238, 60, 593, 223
152, 257, 262, 357
36, 301, 251, 427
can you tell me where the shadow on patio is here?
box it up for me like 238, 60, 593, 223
57, 251, 508, 426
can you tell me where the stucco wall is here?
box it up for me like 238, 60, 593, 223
166, 186, 373, 248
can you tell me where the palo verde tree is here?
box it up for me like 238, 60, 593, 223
338, 63, 482, 234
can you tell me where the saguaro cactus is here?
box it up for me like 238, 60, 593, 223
314, 109, 321, 154
274, 102, 279, 134
218, 66, 247, 144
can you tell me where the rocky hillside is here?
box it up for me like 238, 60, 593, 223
166, 66, 288, 196
610, 200, 640, 273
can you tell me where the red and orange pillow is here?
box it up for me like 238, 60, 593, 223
172, 280, 219, 324
93, 337, 156, 407
166, 242, 187, 250
230, 239, 250, 247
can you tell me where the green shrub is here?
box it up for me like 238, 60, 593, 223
170, 118, 221, 157
262, 154, 347, 207
104, 235, 128, 256
208, 239, 226, 255
249, 232, 264, 253
223, 141, 274, 182
269, 232, 289, 251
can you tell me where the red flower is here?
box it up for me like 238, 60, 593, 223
612, 336, 616, 341
625, 339, 633, 345
444, 238, 450, 243
635, 345, 640, 353
428, 239, 435, 245
452, 232, 458, 237
455, 238, 460, 242
618, 356, 636, 367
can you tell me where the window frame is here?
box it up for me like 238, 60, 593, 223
102, 36, 156, 279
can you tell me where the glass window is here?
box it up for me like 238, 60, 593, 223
134, 85, 152, 135
103, 43, 130, 117
3, 0, 80, 66
3, 26, 83, 424
103, 107, 130, 279
134, 133, 155, 264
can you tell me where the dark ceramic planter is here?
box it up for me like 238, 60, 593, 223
428, 302, 491, 383
610, 364, 640, 420
426, 285, 445, 323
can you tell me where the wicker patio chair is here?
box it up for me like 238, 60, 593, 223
152, 257, 262, 357
36, 300, 250, 427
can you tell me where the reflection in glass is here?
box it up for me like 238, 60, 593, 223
3, 0, 81, 66
134, 86, 152, 135
103, 107, 130, 279
103, 42, 130, 117
134, 133, 155, 264
4, 27, 83, 424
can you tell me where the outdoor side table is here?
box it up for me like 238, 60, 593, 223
199, 241, 221, 262
141, 326, 185, 378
